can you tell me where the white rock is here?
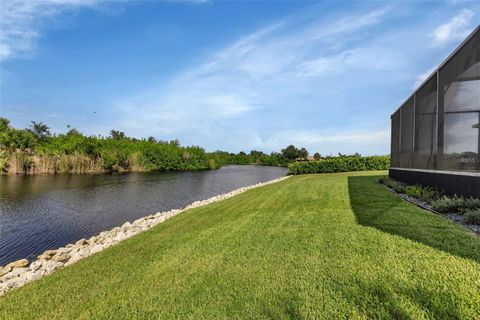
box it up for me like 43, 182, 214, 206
89, 245, 104, 255
37, 249, 57, 260
0, 283, 8, 294
76, 238, 88, 246
51, 251, 71, 263
6, 258, 29, 269
26, 272, 43, 282
30, 261, 42, 271
121, 222, 132, 230
41, 261, 64, 273
0, 266, 12, 277
88, 236, 98, 244
2, 267, 28, 281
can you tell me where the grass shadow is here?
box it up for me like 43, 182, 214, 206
348, 175, 480, 263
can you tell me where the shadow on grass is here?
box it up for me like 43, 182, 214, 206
348, 175, 480, 263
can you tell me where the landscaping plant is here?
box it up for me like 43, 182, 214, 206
431, 195, 480, 214
404, 185, 439, 204
379, 177, 480, 225
464, 210, 480, 225
288, 156, 390, 175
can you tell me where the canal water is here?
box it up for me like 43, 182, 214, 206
0, 165, 287, 266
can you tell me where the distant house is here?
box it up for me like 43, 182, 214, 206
295, 156, 316, 161
389, 26, 479, 197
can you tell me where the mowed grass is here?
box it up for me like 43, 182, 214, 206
1, 171, 480, 319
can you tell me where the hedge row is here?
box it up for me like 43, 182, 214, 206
288, 156, 390, 175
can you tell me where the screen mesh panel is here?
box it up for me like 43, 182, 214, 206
391, 110, 400, 167
391, 28, 480, 172
439, 30, 480, 171
400, 97, 414, 168
413, 74, 437, 169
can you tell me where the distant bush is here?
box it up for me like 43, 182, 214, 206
288, 156, 390, 175
210, 150, 289, 167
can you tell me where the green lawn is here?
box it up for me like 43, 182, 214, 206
1, 171, 480, 319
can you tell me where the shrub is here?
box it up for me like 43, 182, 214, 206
378, 177, 389, 185
0, 129, 37, 151
405, 185, 422, 198
380, 177, 480, 221
431, 196, 480, 214
208, 159, 217, 169
288, 156, 389, 175
379, 177, 406, 194
379, 178, 441, 203
464, 210, 480, 225
404, 184, 439, 204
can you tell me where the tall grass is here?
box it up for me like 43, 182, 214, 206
5, 152, 102, 175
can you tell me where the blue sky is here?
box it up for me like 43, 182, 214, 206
1, 1, 479, 155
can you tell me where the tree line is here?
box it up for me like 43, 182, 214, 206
0, 118, 324, 175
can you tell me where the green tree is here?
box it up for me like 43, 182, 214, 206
298, 147, 309, 160
169, 139, 180, 147
250, 150, 265, 158
0, 118, 10, 132
314, 152, 321, 161
28, 121, 51, 139
281, 145, 299, 161
1, 129, 37, 150
110, 130, 126, 140
67, 128, 82, 136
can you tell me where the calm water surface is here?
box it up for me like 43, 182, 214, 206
0, 165, 287, 266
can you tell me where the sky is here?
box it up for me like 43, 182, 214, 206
0, 0, 479, 155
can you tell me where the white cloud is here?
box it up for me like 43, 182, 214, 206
0, 0, 106, 61
431, 9, 475, 47
414, 66, 437, 89
114, 6, 396, 145
261, 129, 390, 155
306, 7, 389, 41
0, 0, 205, 61
299, 46, 398, 77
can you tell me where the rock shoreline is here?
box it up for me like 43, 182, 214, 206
0, 176, 290, 297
